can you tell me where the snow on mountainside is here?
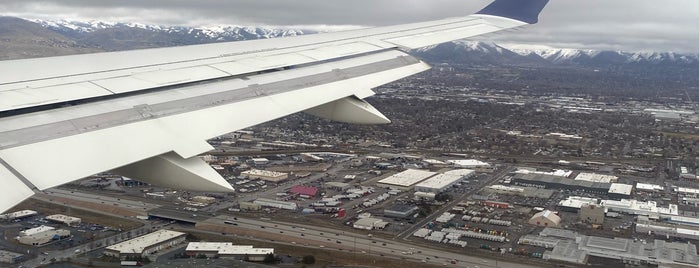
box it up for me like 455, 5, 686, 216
32, 18, 310, 41
416, 41, 699, 66
24, 18, 699, 67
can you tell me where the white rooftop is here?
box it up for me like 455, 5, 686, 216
600, 199, 678, 216
1, 210, 37, 219
575, 173, 618, 183
608, 183, 633, 195
677, 187, 699, 195
636, 183, 664, 191
558, 196, 599, 209
447, 159, 491, 167
415, 174, 463, 190
46, 214, 81, 222
241, 169, 286, 177
489, 185, 524, 193
106, 230, 185, 254
378, 169, 436, 187
19, 225, 55, 236
186, 242, 274, 255
443, 169, 476, 177
515, 168, 572, 177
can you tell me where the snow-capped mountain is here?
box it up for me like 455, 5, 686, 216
31, 18, 311, 49
414, 41, 699, 67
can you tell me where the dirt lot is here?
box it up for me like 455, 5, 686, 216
12, 198, 143, 230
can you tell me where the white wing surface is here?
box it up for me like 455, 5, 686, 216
0, 0, 549, 212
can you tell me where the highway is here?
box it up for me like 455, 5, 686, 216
204, 215, 540, 268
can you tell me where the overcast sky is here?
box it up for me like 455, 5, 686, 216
2, 0, 698, 53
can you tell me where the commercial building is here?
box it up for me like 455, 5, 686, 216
185, 242, 274, 261
600, 199, 678, 219
17, 228, 70, 246
486, 185, 554, 199
512, 173, 611, 194
574, 173, 618, 183
377, 169, 436, 190
353, 217, 389, 230
241, 169, 288, 182
46, 214, 82, 226
557, 196, 599, 212
325, 182, 350, 191
579, 204, 605, 224
515, 168, 573, 177
289, 185, 319, 198
447, 159, 494, 172
0, 210, 37, 221
607, 183, 633, 199
253, 198, 298, 210
0, 250, 23, 264
104, 230, 186, 260
414, 191, 436, 200
537, 229, 699, 266
529, 210, 561, 228
251, 158, 269, 166
239, 202, 262, 211
483, 200, 511, 209
384, 204, 419, 219
635, 183, 664, 192
191, 196, 217, 205
414, 170, 474, 193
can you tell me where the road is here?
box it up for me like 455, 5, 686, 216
204, 215, 540, 268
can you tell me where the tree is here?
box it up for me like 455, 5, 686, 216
302, 255, 316, 264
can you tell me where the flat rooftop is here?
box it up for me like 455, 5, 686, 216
106, 229, 185, 254
378, 169, 436, 187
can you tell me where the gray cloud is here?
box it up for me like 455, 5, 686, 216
1, 0, 698, 52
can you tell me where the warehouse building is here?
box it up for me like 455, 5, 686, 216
377, 169, 436, 190
414, 173, 465, 193
635, 183, 664, 192
486, 185, 554, 199
185, 242, 274, 261
579, 205, 605, 224
17, 228, 71, 246
0, 250, 23, 264
600, 199, 678, 218
46, 214, 81, 226
253, 198, 298, 210
512, 173, 611, 194
607, 183, 633, 199
241, 169, 288, 182
574, 173, 618, 183
529, 210, 561, 228
192, 196, 217, 205
0, 210, 37, 221
325, 182, 351, 191
384, 204, 419, 219
353, 217, 389, 230
104, 230, 186, 260
289, 185, 319, 198
557, 196, 599, 212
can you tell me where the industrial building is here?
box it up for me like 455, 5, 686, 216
241, 169, 288, 182
185, 242, 274, 261
486, 185, 554, 199
239, 202, 262, 211
191, 196, 217, 205
579, 204, 605, 224
574, 173, 618, 183
17, 227, 71, 246
635, 183, 664, 192
414, 191, 436, 200
558, 196, 599, 212
104, 230, 186, 260
600, 199, 678, 219
0, 210, 37, 221
529, 210, 561, 228
46, 214, 81, 226
483, 200, 511, 209
289, 185, 319, 198
377, 169, 436, 190
353, 217, 389, 230
384, 204, 419, 219
325, 182, 351, 191
607, 183, 633, 199
537, 229, 699, 266
512, 173, 611, 194
253, 198, 298, 210
0, 250, 23, 264
414, 170, 474, 193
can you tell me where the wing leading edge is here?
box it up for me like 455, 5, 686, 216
0, 0, 548, 212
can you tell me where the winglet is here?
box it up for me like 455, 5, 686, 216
476, 0, 549, 24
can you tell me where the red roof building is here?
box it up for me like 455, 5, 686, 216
289, 185, 319, 198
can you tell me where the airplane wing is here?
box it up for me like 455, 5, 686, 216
0, 0, 548, 212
